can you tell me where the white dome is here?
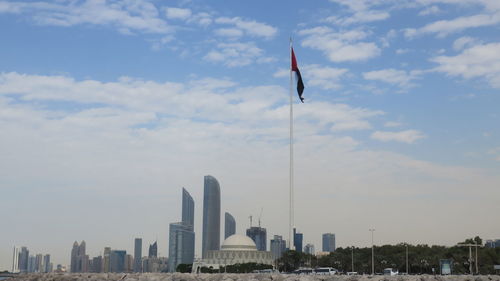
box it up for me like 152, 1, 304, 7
221, 234, 257, 251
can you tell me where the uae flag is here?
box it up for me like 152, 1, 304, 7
291, 47, 305, 102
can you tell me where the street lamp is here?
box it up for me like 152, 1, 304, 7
369, 229, 375, 275
351, 246, 355, 273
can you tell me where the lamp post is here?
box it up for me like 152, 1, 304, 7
369, 229, 375, 275
406, 243, 409, 274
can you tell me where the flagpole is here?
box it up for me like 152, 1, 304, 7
289, 37, 295, 251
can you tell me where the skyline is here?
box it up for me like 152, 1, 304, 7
1, 0, 500, 271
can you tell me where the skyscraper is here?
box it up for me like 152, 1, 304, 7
322, 233, 336, 252
103, 247, 111, 273
270, 235, 287, 260
18, 247, 29, 273
71, 241, 88, 273
148, 242, 157, 258
246, 226, 267, 251
202, 175, 221, 258
293, 228, 303, 253
134, 238, 142, 272
182, 187, 195, 227
225, 212, 236, 239
168, 222, 195, 272
110, 250, 126, 273
43, 255, 51, 273
168, 188, 195, 272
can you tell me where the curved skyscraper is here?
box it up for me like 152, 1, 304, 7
224, 212, 236, 239
202, 175, 221, 258
182, 187, 195, 228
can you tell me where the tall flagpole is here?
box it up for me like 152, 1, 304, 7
289, 37, 295, 251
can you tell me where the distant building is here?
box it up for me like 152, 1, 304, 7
225, 212, 236, 239
103, 247, 111, 272
134, 238, 142, 272
304, 244, 315, 255
182, 187, 195, 227
90, 256, 102, 273
168, 222, 195, 272
322, 233, 336, 252
125, 254, 134, 272
294, 228, 303, 253
28, 255, 36, 273
270, 235, 286, 260
43, 254, 51, 273
71, 241, 88, 272
110, 250, 126, 273
202, 175, 221, 258
18, 247, 29, 273
247, 226, 267, 251
485, 239, 500, 248
169, 187, 195, 272
148, 242, 158, 258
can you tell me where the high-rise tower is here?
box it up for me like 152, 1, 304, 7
133, 238, 142, 272
168, 188, 195, 272
322, 233, 336, 252
182, 187, 195, 228
224, 212, 236, 239
202, 175, 221, 258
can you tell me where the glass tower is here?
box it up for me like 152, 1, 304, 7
224, 212, 236, 239
202, 175, 221, 258
322, 233, 336, 252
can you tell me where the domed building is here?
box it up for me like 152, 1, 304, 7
192, 234, 274, 272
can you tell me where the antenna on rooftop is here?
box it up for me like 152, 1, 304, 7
258, 207, 263, 228
249, 215, 253, 227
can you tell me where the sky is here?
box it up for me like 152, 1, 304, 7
1, 0, 500, 271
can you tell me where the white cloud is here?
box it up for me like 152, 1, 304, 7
214, 28, 243, 38
432, 42, 500, 88
302, 65, 348, 90
384, 121, 402, 127
165, 7, 192, 20
418, 5, 441, 16
363, 68, 421, 90
405, 12, 500, 38
0, 0, 172, 34
327, 0, 391, 25
203, 42, 272, 67
452, 36, 480, 50
396, 48, 410, 54
215, 17, 277, 39
299, 27, 381, 62
371, 130, 426, 143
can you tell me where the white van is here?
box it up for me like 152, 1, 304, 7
314, 267, 338, 275
383, 268, 399, 276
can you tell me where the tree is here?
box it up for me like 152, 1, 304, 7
176, 263, 192, 273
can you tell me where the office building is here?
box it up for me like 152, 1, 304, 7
134, 238, 142, 272
202, 175, 221, 258
168, 222, 195, 272
90, 256, 102, 273
322, 233, 336, 252
247, 226, 267, 251
18, 247, 29, 273
43, 254, 51, 273
110, 250, 126, 273
270, 235, 287, 260
149, 242, 158, 258
293, 228, 303, 253
103, 247, 111, 273
225, 212, 236, 239
168, 188, 195, 272
71, 241, 88, 273
182, 187, 195, 227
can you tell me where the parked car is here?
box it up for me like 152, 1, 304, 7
383, 268, 399, 276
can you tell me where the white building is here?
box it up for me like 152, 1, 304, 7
192, 234, 273, 273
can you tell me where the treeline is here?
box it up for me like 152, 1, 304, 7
277, 237, 500, 274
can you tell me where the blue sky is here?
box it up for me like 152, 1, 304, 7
1, 0, 499, 270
